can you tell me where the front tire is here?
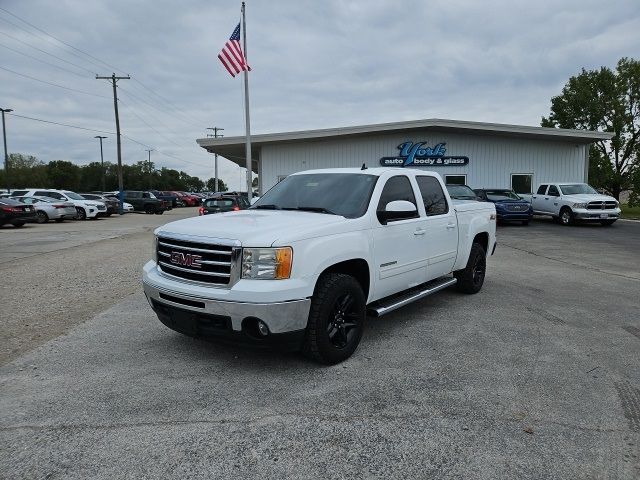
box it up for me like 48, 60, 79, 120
55, 218, 64, 223
559, 207, 573, 226
144, 205, 155, 214
303, 273, 366, 364
454, 243, 486, 294
75, 207, 86, 220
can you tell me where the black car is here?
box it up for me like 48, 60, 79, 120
122, 191, 166, 214
198, 195, 250, 215
150, 190, 176, 209
0, 198, 37, 228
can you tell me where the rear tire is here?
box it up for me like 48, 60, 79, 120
36, 210, 49, 224
154, 210, 164, 215
303, 273, 366, 364
559, 207, 573, 226
454, 243, 486, 294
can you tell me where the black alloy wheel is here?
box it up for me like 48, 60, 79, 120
303, 273, 366, 364
560, 208, 573, 226
454, 243, 487, 294
327, 292, 360, 349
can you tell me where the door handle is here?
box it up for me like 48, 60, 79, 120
414, 228, 426, 236
446, 223, 456, 229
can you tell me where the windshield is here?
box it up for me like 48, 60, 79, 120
559, 184, 598, 195
446, 185, 477, 200
251, 173, 378, 218
484, 190, 521, 201
63, 191, 85, 200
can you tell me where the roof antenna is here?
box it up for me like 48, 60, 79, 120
361, 163, 367, 170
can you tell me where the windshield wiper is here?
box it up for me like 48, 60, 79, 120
283, 206, 338, 215
252, 204, 280, 210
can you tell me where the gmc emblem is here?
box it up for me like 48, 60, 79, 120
170, 251, 203, 269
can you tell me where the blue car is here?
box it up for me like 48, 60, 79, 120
474, 189, 533, 225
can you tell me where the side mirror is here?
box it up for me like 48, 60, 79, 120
377, 200, 418, 224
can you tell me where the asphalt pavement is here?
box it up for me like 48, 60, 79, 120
1, 217, 639, 478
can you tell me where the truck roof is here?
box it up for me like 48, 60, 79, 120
290, 167, 439, 177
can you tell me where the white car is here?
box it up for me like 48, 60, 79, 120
123, 202, 134, 212
143, 167, 497, 363
12, 196, 76, 223
521, 183, 620, 226
10, 189, 107, 220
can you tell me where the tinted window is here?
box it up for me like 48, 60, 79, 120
446, 185, 477, 200
536, 185, 548, 195
559, 184, 598, 195
12, 190, 28, 196
204, 199, 234, 209
547, 185, 559, 196
252, 173, 378, 219
35, 190, 52, 197
416, 176, 448, 216
445, 175, 467, 186
377, 176, 418, 211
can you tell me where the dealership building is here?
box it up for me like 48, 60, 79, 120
197, 118, 612, 195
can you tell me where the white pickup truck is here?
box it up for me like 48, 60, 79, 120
142, 168, 497, 363
520, 183, 620, 226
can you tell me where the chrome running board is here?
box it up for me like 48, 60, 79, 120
367, 277, 457, 317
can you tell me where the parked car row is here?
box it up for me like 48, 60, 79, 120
444, 182, 620, 227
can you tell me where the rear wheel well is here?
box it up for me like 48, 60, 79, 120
319, 259, 370, 299
473, 232, 489, 254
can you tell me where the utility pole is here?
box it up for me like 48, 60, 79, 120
206, 127, 223, 192
145, 149, 153, 189
94, 135, 107, 192
1, 108, 12, 193
96, 73, 130, 213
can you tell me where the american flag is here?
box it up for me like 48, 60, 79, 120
218, 23, 251, 78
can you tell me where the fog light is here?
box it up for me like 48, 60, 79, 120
257, 320, 269, 336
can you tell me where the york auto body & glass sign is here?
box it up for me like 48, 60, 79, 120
380, 141, 469, 167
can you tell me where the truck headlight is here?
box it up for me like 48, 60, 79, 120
242, 247, 292, 279
572, 202, 587, 209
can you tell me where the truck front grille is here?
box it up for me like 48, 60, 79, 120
504, 204, 529, 212
156, 236, 236, 285
586, 201, 617, 210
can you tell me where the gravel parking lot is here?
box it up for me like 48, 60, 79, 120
1, 217, 639, 478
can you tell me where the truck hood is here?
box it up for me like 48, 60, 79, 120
562, 193, 617, 202
156, 210, 352, 246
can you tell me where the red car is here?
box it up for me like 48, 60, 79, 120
178, 191, 201, 206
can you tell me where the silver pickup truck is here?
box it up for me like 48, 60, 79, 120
520, 183, 620, 226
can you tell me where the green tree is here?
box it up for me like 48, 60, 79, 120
206, 177, 228, 192
47, 160, 81, 191
541, 57, 640, 200
1, 153, 48, 189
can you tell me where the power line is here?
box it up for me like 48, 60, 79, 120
7, 112, 114, 134
0, 6, 126, 74
6, 111, 208, 170
0, 41, 86, 77
0, 30, 95, 75
131, 77, 208, 126
0, 65, 110, 99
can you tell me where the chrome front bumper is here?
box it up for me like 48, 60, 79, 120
574, 209, 620, 220
142, 279, 311, 334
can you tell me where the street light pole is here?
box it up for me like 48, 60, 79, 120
1, 108, 13, 193
145, 149, 153, 189
95, 135, 107, 192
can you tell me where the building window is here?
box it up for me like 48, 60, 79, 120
444, 174, 467, 186
511, 174, 533, 194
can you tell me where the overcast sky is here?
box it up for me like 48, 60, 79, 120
1, 0, 639, 190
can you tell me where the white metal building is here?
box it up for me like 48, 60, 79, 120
196, 118, 612, 195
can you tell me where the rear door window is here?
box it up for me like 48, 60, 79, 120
536, 185, 548, 195
416, 176, 449, 216
547, 185, 560, 196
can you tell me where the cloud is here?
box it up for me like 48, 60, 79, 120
1, 0, 638, 190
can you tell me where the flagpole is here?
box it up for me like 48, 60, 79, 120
241, 2, 252, 202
